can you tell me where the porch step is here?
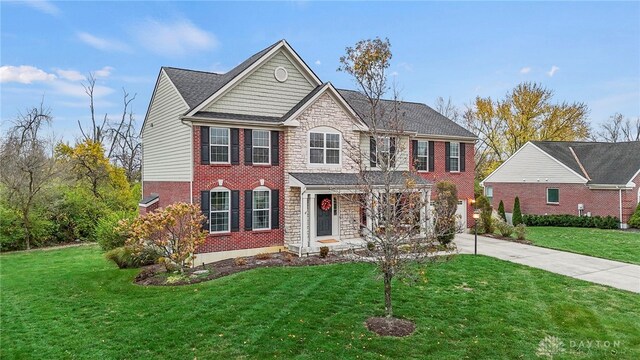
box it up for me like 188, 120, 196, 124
287, 240, 366, 256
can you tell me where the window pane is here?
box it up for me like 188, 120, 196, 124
253, 210, 269, 230
211, 146, 229, 162
450, 143, 459, 157
449, 158, 459, 171
416, 158, 428, 171
326, 133, 340, 149
211, 191, 229, 211
253, 147, 269, 164
485, 186, 493, 197
548, 189, 559, 203
417, 141, 428, 156
253, 190, 269, 210
211, 212, 229, 232
379, 137, 390, 152
310, 133, 324, 148
310, 148, 324, 163
326, 149, 340, 164
253, 130, 269, 147
210, 128, 229, 145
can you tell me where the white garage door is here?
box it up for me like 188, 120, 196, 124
456, 200, 467, 229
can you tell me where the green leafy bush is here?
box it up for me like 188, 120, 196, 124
497, 200, 506, 221
495, 218, 514, 237
434, 181, 459, 244
319, 246, 329, 258
512, 197, 523, 226
476, 195, 493, 234
50, 187, 107, 243
96, 211, 136, 251
628, 203, 640, 229
0, 205, 55, 251
522, 214, 619, 229
105, 246, 160, 269
514, 224, 527, 240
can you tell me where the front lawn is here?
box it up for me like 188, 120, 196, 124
525, 227, 640, 265
1, 246, 638, 359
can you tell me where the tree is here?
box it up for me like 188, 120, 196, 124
476, 195, 493, 234
338, 38, 455, 329
593, 113, 640, 142
498, 200, 506, 221
434, 96, 462, 124
0, 103, 57, 249
512, 197, 523, 226
464, 82, 590, 179
433, 181, 459, 245
123, 203, 206, 271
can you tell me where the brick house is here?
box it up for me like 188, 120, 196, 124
481, 141, 640, 228
140, 40, 477, 263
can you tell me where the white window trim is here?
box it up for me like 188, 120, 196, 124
252, 187, 271, 231
416, 140, 429, 172
449, 142, 460, 173
485, 186, 493, 198
546, 188, 560, 204
252, 130, 270, 165
210, 127, 230, 164
210, 187, 231, 234
308, 128, 342, 166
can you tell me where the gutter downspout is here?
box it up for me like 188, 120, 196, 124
619, 188, 623, 229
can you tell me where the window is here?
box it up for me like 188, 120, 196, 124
485, 186, 493, 198
252, 130, 270, 164
309, 131, 340, 164
547, 188, 559, 204
416, 141, 428, 171
253, 189, 270, 230
210, 189, 230, 232
449, 142, 460, 172
210, 128, 229, 163
379, 137, 391, 166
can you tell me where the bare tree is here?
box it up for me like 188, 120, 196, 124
111, 111, 141, 182
593, 113, 640, 142
0, 102, 57, 249
338, 39, 456, 330
434, 96, 462, 124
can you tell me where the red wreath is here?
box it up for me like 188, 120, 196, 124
321, 198, 332, 211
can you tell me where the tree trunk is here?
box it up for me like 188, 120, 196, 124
384, 272, 393, 317
22, 211, 31, 250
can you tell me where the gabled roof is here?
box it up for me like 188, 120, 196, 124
338, 89, 477, 139
532, 141, 640, 185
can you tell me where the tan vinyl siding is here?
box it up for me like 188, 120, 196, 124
142, 70, 191, 182
205, 50, 315, 117
359, 135, 410, 171
484, 142, 586, 184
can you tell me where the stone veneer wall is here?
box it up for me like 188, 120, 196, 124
339, 195, 361, 239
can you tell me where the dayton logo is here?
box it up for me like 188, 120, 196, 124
536, 335, 565, 359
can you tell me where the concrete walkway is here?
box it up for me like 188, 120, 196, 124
455, 233, 640, 293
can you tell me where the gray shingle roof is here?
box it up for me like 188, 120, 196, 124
338, 89, 477, 139
532, 141, 640, 185
192, 111, 281, 123
139, 193, 159, 205
289, 171, 432, 187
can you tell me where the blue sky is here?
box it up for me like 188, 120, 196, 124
2, 1, 639, 141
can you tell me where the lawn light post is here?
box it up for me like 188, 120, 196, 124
473, 211, 480, 255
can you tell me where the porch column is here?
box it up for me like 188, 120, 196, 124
309, 193, 317, 247
301, 192, 309, 250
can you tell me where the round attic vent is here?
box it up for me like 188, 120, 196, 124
274, 66, 288, 82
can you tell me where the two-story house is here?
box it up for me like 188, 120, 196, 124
140, 40, 477, 263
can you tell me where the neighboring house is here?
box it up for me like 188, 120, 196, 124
140, 40, 477, 263
481, 141, 640, 228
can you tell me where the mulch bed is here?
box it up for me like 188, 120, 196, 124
481, 233, 532, 245
135, 252, 354, 286
365, 317, 416, 337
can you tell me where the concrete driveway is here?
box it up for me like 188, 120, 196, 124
455, 233, 640, 293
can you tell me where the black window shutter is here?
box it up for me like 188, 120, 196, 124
428, 141, 435, 172
200, 191, 210, 231
445, 142, 451, 172
411, 140, 418, 170
369, 137, 377, 167
271, 131, 279, 166
244, 190, 253, 230
244, 129, 252, 165
460, 143, 466, 172
271, 189, 279, 229
200, 127, 210, 164
389, 137, 396, 168
231, 190, 239, 232
230, 128, 239, 165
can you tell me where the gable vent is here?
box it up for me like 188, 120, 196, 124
274, 66, 288, 82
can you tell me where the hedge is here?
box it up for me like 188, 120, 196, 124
522, 214, 619, 229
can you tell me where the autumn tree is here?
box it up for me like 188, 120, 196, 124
464, 82, 590, 179
0, 103, 57, 249
593, 113, 640, 142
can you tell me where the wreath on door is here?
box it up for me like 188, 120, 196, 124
321, 198, 332, 211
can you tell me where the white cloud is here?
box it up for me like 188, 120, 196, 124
390, 71, 399, 77
22, 0, 60, 16
77, 32, 130, 52
56, 69, 85, 82
547, 65, 560, 77
131, 18, 218, 57
0, 65, 56, 84
315, 60, 321, 65
94, 66, 113, 78
520, 67, 531, 74
50, 81, 114, 98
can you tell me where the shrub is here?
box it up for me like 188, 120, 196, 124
283, 252, 294, 262
96, 211, 136, 251
105, 246, 159, 269
522, 214, 620, 229
234, 257, 247, 266
515, 224, 527, 240
629, 203, 640, 228
367, 241, 376, 251
433, 181, 459, 245
319, 246, 329, 258
495, 218, 514, 237
476, 195, 493, 234
512, 197, 523, 226
497, 200, 506, 222
50, 187, 107, 243
255, 252, 272, 260
0, 205, 55, 251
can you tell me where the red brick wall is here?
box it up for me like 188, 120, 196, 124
410, 140, 476, 227
142, 181, 190, 209
193, 126, 285, 253
484, 181, 638, 223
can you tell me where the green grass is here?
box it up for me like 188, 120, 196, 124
1, 246, 638, 359
525, 227, 640, 265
